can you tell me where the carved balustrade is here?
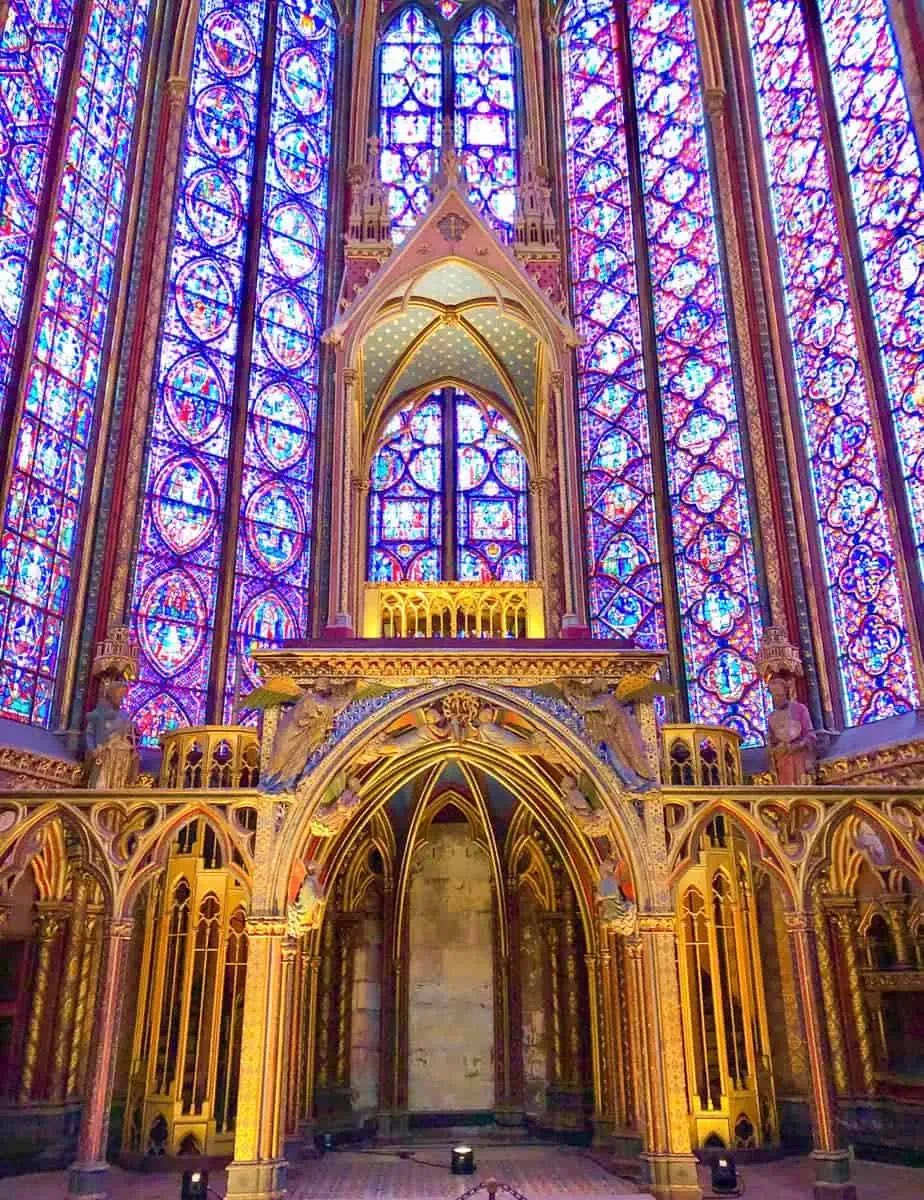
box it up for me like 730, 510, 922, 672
662, 723, 742, 787
363, 580, 545, 640
159, 726, 260, 790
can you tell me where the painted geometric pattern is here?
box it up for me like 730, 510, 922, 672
224, 0, 336, 717
379, 6, 442, 239
745, 0, 918, 724
819, 0, 924, 583
561, 0, 664, 649
0, 0, 79, 423
129, 0, 266, 739
453, 6, 518, 238
628, 0, 766, 742
0, 0, 151, 725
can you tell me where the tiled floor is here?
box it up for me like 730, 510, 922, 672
3, 1147, 922, 1199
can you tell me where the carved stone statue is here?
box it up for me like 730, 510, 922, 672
759, 627, 817, 786
287, 861, 324, 938
767, 676, 817, 785
564, 682, 656, 790
84, 626, 140, 790
596, 855, 637, 931
85, 676, 139, 790
266, 679, 358, 790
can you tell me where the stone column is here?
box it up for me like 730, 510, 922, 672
300, 954, 321, 1136
636, 915, 701, 1200
812, 896, 850, 1095
283, 937, 303, 1157
66, 917, 134, 1200
826, 901, 876, 1095
882, 899, 912, 966
50, 873, 90, 1103
19, 906, 66, 1102
785, 913, 856, 1200
543, 918, 563, 1089
226, 917, 292, 1200
71, 906, 104, 1097
504, 879, 526, 1121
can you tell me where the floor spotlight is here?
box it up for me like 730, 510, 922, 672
451, 1145, 475, 1175
315, 1131, 336, 1153
710, 1154, 739, 1195
181, 1170, 208, 1200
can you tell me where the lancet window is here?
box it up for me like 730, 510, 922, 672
127, 0, 337, 739
368, 389, 530, 583
562, 0, 766, 742
378, 2, 519, 240
562, 0, 923, 737
0, 0, 154, 725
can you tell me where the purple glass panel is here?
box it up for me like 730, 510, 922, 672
129, 0, 265, 739
224, 0, 336, 716
379, 6, 442, 239
368, 394, 443, 582
628, 0, 766, 742
0, 0, 79, 421
561, 0, 664, 646
745, 0, 917, 722
819, 0, 924, 583
0, 0, 151, 725
453, 6, 517, 237
456, 393, 529, 581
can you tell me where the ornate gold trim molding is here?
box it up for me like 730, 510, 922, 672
253, 645, 665, 687
818, 740, 924, 787
0, 747, 83, 790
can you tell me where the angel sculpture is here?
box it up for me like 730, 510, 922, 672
262, 678, 359, 790
376, 704, 450, 756
476, 704, 565, 762
287, 862, 324, 938
562, 677, 666, 791
311, 775, 363, 837
560, 773, 609, 835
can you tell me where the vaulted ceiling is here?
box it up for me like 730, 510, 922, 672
360, 262, 541, 427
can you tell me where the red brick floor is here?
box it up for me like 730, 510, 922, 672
3, 1147, 922, 1199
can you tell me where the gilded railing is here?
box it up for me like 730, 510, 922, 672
159, 726, 260, 790
363, 581, 545, 640
662, 723, 742, 787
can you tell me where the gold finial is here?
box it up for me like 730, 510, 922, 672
757, 625, 803, 681
91, 625, 139, 681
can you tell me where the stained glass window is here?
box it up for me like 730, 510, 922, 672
377, 3, 518, 239
379, 6, 442, 238
561, 0, 664, 648
225, 0, 337, 716
368, 393, 443, 583
453, 6, 518, 237
129, 0, 337, 739
129, 0, 267, 736
627, 0, 766, 742
367, 389, 529, 583
0, 0, 152, 725
818, 0, 924, 583
0, 0, 80, 424
456, 394, 528, 580
744, 0, 918, 723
